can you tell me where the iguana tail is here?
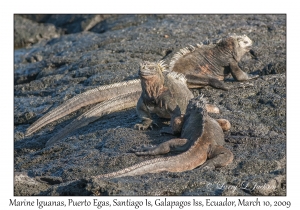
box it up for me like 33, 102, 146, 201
45, 90, 142, 147
94, 157, 172, 179
26, 79, 141, 136
92, 148, 205, 179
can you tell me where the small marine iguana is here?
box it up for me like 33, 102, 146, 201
169, 34, 258, 90
26, 34, 256, 139
92, 95, 233, 178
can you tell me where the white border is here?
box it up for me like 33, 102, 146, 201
2, 0, 297, 208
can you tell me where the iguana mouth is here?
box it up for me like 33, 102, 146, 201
245, 46, 252, 51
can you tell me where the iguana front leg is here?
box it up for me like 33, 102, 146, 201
134, 97, 153, 130
133, 138, 188, 156
229, 61, 259, 81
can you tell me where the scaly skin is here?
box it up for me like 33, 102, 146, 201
92, 95, 233, 179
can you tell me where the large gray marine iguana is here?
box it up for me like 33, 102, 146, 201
91, 95, 233, 178
26, 34, 255, 141
45, 61, 225, 146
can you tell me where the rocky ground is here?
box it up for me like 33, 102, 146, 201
14, 14, 286, 196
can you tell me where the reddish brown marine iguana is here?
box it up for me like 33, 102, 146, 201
92, 95, 233, 178
26, 34, 254, 142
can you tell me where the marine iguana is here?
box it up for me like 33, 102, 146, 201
26, 34, 255, 138
133, 60, 194, 133
45, 61, 224, 146
169, 34, 258, 90
92, 95, 233, 178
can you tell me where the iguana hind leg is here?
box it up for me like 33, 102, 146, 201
216, 119, 231, 131
200, 145, 234, 169
185, 74, 228, 90
205, 104, 220, 113
133, 138, 188, 156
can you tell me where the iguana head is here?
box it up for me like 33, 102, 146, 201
139, 61, 167, 99
235, 34, 252, 51
217, 34, 253, 62
234, 35, 253, 61
186, 94, 208, 114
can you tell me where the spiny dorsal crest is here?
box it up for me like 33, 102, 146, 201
140, 60, 167, 71
188, 94, 208, 115
169, 41, 214, 71
169, 45, 196, 71
139, 60, 167, 76
167, 71, 187, 83
196, 93, 208, 108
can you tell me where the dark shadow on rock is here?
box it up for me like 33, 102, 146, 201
38, 179, 92, 196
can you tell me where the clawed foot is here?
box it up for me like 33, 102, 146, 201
235, 82, 255, 89
227, 73, 259, 83
227, 80, 255, 89
134, 122, 158, 130
199, 161, 216, 170
247, 73, 259, 80
134, 123, 152, 130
